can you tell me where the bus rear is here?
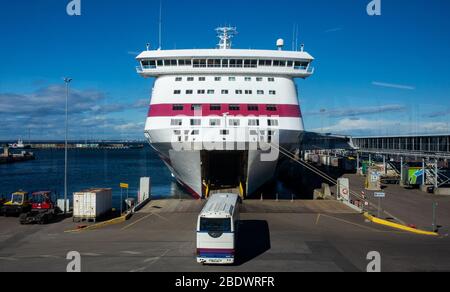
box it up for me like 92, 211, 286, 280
197, 216, 235, 264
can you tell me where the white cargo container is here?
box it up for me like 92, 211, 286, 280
73, 188, 112, 222
139, 177, 151, 203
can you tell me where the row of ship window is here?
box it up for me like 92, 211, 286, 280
174, 130, 276, 138
170, 119, 279, 127
175, 76, 275, 82
171, 104, 278, 111
141, 59, 309, 69
173, 89, 276, 95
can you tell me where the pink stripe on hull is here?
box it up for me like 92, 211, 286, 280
148, 104, 302, 118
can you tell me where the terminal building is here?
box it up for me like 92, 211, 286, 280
352, 134, 450, 159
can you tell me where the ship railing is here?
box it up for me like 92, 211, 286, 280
294, 65, 315, 73
136, 65, 157, 72
294, 65, 308, 70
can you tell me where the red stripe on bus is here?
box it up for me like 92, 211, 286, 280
197, 248, 235, 254
147, 104, 301, 118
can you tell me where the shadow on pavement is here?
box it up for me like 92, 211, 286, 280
235, 220, 271, 265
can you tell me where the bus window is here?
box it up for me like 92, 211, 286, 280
200, 218, 232, 233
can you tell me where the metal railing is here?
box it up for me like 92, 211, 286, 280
139, 62, 312, 71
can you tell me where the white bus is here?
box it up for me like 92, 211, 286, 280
196, 193, 240, 265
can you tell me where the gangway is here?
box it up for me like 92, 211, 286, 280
269, 142, 366, 210
387, 161, 401, 175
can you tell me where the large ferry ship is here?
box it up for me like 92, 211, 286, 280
136, 27, 314, 199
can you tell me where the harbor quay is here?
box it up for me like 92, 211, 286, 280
1, 185, 450, 272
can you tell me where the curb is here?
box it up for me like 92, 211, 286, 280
65, 213, 132, 233
133, 198, 151, 213
363, 213, 438, 236
341, 200, 363, 213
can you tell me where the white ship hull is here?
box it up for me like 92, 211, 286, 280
146, 128, 301, 198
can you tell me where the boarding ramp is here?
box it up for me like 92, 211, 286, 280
210, 188, 241, 196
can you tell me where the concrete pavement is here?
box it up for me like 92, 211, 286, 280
1, 199, 449, 272
343, 173, 450, 234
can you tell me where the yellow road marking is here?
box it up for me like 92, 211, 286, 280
364, 213, 439, 236
319, 214, 382, 232
152, 212, 171, 222
121, 214, 153, 231
315, 214, 321, 225
65, 214, 130, 233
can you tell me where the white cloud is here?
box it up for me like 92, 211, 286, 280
324, 27, 343, 33
314, 118, 449, 136
114, 122, 145, 132
372, 81, 416, 90
0, 85, 148, 140
132, 99, 150, 108
306, 104, 406, 118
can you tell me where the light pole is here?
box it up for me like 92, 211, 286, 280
320, 109, 326, 134
64, 77, 72, 214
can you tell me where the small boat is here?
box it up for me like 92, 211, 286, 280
9, 139, 31, 149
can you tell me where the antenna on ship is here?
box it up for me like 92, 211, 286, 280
216, 26, 237, 49
158, 0, 163, 50
292, 23, 299, 51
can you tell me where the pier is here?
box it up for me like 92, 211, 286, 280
0, 147, 35, 165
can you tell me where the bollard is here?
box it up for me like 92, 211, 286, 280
260, 194, 263, 201
432, 202, 438, 232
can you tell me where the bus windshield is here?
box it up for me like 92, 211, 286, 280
200, 218, 232, 233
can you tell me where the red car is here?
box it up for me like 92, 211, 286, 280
19, 191, 61, 225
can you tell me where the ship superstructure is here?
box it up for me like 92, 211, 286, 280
136, 27, 314, 199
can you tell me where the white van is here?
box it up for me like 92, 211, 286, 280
196, 193, 240, 265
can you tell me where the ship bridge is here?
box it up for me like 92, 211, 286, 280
136, 49, 314, 78
136, 27, 314, 79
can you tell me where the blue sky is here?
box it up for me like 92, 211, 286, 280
1, 0, 450, 140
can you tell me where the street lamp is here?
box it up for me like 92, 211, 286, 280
320, 109, 327, 134
64, 77, 72, 214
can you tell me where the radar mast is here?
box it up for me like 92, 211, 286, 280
216, 27, 238, 49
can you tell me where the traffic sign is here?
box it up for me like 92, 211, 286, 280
338, 178, 350, 201
120, 183, 129, 189
374, 192, 385, 198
